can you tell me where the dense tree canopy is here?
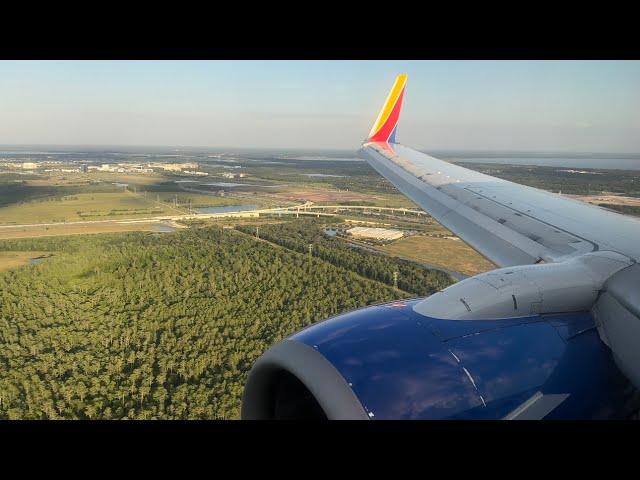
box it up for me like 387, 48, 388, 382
236, 219, 453, 296
0, 227, 406, 419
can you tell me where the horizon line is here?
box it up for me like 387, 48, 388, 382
1, 143, 640, 158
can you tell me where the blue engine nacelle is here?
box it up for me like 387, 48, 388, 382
241, 298, 637, 419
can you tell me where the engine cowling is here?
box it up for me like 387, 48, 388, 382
593, 263, 640, 389
241, 253, 639, 420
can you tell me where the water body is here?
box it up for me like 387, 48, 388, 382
447, 155, 640, 171
201, 182, 250, 188
195, 204, 257, 214
277, 152, 640, 171
174, 180, 199, 183
0, 150, 75, 155
200, 182, 282, 189
304, 174, 347, 178
30, 255, 52, 265
286, 156, 362, 162
152, 224, 177, 232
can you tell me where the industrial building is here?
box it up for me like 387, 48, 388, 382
148, 162, 199, 172
222, 172, 247, 179
347, 227, 404, 241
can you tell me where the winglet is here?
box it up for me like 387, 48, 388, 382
367, 74, 407, 144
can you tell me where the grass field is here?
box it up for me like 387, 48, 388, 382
0, 222, 174, 240
154, 191, 257, 209
0, 251, 50, 272
0, 191, 182, 224
268, 184, 418, 208
89, 171, 170, 186
380, 235, 495, 276
354, 192, 418, 208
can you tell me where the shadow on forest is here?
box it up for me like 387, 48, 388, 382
0, 184, 63, 208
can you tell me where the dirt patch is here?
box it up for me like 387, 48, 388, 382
380, 235, 495, 277
0, 251, 51, 272
0, 222, 166, 240
568, 193, 640, 207
271, 189, 373, 203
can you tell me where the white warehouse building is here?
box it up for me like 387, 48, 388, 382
347, 227, 404, 241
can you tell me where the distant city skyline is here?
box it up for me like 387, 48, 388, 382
1, 61, 639, 153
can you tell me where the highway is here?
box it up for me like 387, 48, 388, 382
0, 202, 427, 230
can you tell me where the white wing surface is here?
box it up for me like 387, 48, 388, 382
360, 75, 640, 267
360, 142, 640, 267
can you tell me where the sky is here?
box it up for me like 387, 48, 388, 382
0, 60, 639, 153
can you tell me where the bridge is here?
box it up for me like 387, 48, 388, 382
273, 204, 425, 216
0, 202, 428, 232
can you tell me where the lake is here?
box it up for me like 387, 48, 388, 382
303, 173, 347, 178
201, 182, 251, 188
446, 155, 640, 171
30, 255, 52, 265
152, 224, 177, 232
195, 205, 258, 214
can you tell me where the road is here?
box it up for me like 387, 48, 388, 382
0, 202, 428, 230
0, 200, 468, 280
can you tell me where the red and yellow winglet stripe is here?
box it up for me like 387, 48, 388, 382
367, 74, 407, 143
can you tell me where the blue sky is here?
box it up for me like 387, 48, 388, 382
0, 60, 639, 152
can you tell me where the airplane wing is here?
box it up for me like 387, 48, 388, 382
242, 74, 640, 420
359, 74, 640, 268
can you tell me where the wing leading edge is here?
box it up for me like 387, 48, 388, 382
360, 75, 640, 268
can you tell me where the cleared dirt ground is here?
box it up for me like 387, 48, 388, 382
381, 235, 495, 276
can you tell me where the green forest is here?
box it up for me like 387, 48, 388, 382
0, 225, 429, 419
236, 219, 453, 296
